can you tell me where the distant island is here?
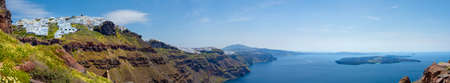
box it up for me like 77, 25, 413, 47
335, 55, 421, 65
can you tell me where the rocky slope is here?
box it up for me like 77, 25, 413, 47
0, 1, 276, 82
399, 60, 449, 83
6, 20, 254, 83
0, 25, 109, 83
147, 39, 178, 50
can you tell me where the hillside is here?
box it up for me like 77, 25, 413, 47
222, 44, 306, 65
5, 17, 252, 83
0, 28, 109, 82
223, 44, 303, 56
0, 0, 276, 82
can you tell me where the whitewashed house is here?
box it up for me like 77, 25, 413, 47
14, 18, 49, 36
54, 21, 77, 38
13, 16, 117, 38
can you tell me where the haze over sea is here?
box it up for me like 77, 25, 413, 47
227, 52, 450, 83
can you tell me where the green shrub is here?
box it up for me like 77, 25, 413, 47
47, 23, 59, 39
0, 61, 31, 83
0, 30, 111, 83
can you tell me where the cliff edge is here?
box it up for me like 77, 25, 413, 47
400, 60, 450, 83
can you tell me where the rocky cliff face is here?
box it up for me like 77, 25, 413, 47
418, 61, 449, 83
194, 47, 225, 55
400, 60, 449, 83
0, 0, 11, 33
1, 1, 274, 82
147, 39, 179, 50
94, 21, 116, 35
223, 44, 278, 65
398, 76, 411, 83
7, 19, 259, 83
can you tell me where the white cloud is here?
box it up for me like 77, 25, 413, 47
104, 10, 149, 25
366, 16, 381, 21
199, 17, 211, 23
7, 0, 51, 17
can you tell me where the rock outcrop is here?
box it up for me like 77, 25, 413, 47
400, 60, 450, 83
147, 39, 178, 50
228, 52, 277, 65
80, 59, 121, 70
122, 29, 142, 38
194, 47, 225, 55
18, 37, 62, 46
398, 76, 411, 83
63, 42, 155, 53
15, 61, 36, 72
94, 21, 116, 35
418, 61, 449, 83
0, 0, 11, 33
55, 49, 85, 72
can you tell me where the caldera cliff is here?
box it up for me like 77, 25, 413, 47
0, 0, 276, 83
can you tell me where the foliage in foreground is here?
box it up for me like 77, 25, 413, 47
0, 30, 111, 83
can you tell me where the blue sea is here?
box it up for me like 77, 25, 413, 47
226, 52, 450, 83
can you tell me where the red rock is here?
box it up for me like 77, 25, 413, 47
417, 61, 449, 83
30, 79, 44, 83
56, 49, 86, 72
0, 0, 12, 33
15, 61, 35, 72
398, 76, 411, 83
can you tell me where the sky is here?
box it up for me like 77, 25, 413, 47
6, 0, 450, 52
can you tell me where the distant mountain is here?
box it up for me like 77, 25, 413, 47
223, 44, 303, 56
222, 44, 306, 65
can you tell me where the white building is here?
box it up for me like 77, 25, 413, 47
14, 18, 49, 36
13, 16, 120, 38
178, 47, 201, 54
54, 21, 77, 38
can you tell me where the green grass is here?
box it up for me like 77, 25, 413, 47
49, 18, 55, 21
12, 23, 146, 48
62, 24, 146, 47
0, 30, 111, 83
47, 23, 59, 39
0, 29, 32, 62
0, 61, 30, 83
11, 25, 51, 40
0, 9, 5, 13
0, 30, 34, 82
